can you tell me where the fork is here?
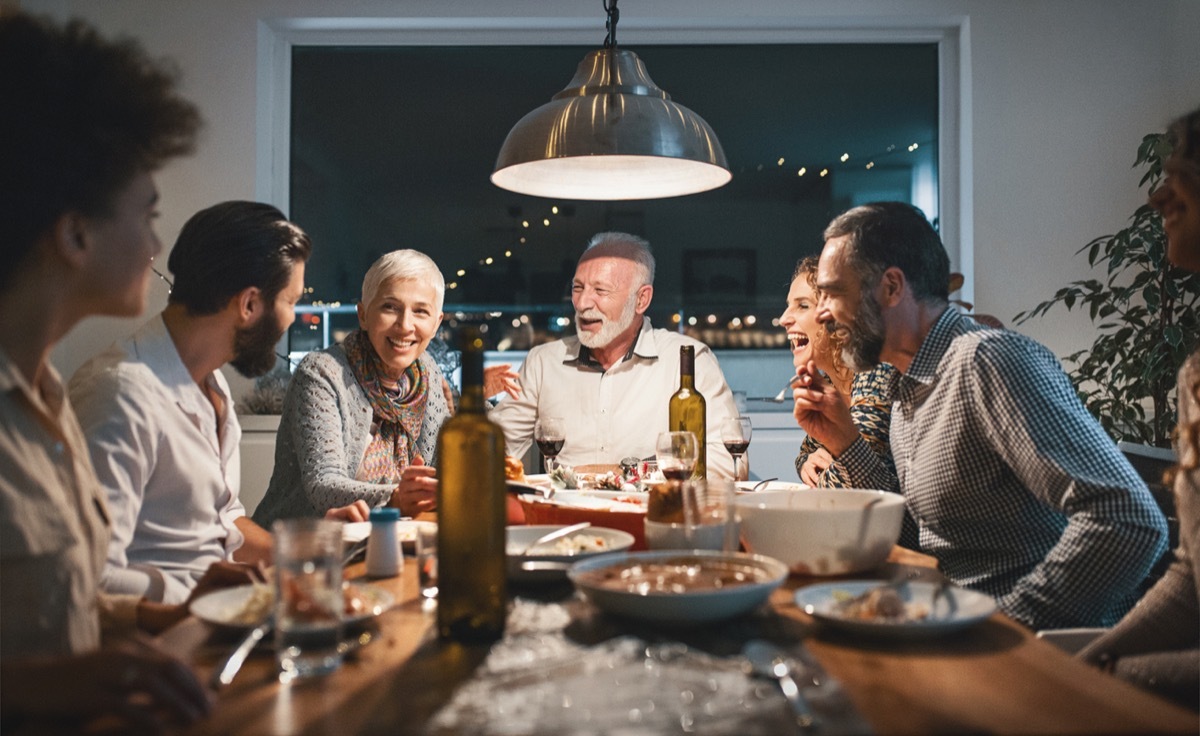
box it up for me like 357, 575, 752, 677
772, 375, 802, 402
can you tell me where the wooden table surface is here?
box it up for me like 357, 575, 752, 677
161, 548, 1199, 735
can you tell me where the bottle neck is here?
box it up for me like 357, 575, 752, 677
679, 348, 696, 389
459, 342, 487, 413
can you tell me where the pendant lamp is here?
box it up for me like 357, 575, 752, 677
491, 0, 731, 201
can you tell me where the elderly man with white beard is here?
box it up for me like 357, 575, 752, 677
490, 232, 739, 478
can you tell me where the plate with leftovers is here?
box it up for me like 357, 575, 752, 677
794, 580, 996, 638
190, 581, 395, 630
506, 525, 635, 583
568, 550, 788, 624
342, 520, 437, 552
734, 480, 808, 493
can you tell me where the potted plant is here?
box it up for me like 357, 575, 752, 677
1015, 132, 1200, 448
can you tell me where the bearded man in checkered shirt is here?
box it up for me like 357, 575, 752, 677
792, 201, 1168, 630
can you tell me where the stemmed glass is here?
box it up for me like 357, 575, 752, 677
720, 416, 753, 482
656, 431, 699, 482
534, 417, 565, 474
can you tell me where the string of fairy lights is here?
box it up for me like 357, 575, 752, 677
287, 138, 932, 343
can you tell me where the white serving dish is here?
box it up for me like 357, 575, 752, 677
733, 489, 904, 575
567, 550, 787, 624
506, 525, 635, 584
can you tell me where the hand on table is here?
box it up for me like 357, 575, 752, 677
389, 455, 437, 516
325, 499, 371, 523
0, 635, 211, 733
792, 360, 859, 456
800, 448, 834, 487
484, 364, 521, 399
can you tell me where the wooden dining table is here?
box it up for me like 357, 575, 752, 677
160, 546, 1198, 735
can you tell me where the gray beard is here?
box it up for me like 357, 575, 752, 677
576, 292, 639, 349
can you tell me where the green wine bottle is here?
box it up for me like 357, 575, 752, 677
668, 344, 707, 479
436, 327, 507, 641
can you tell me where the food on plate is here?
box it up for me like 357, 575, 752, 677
505, 455, 527, 483
522, 533, 611, 556
833, 585, 930, 622
574, 556, 770, 594
549, 464, 580, 489
225, 581, 379, 625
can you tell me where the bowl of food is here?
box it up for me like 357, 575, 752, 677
517, 491, 649, 549
567, 550, 788, 624
506, 525, 635, 584
732, 489, 904, 576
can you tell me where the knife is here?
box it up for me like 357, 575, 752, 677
743, 639, 818, 731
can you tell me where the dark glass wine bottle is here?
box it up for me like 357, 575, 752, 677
668, 344, 707, 479
436, 327, 507, 641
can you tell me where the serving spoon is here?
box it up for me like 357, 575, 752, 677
517, 522, 592, 555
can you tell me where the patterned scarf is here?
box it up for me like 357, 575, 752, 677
343, 329, 428, 483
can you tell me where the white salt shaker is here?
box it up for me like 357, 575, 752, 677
365, 507, 402, 578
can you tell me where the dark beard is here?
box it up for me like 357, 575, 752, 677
230, 309, 285, 378
835, 290, 886, 373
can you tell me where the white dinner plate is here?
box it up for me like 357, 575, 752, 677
506, 525, 636, 584
342, 519, 437, 551
522, 490, 648, 513
190, 582, 395, 630
794, 581, 997, 639
568, 550, 788, 624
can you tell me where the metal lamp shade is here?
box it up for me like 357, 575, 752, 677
491, 49, 731, 201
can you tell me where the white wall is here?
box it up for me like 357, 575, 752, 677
19, 0, 1194, 399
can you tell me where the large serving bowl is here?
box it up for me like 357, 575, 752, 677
732, 489, 904, 575
568, 550, 787, 624
517, 491, 648, 550
506, 525, 635, 584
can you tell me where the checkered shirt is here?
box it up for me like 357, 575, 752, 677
838, 309, 1168, 629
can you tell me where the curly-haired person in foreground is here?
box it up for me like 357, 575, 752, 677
0, 12, 230, 732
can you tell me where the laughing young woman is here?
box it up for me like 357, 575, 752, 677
779, 256, 897, 488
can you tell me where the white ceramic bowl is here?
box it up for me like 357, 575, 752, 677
506, 525, 635, 584
567, 550, 788, 624
732, 489, 904, 575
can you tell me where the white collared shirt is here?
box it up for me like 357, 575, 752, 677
490, 318, 739, 478
69, 316, 246, 604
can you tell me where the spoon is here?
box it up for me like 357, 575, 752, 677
518, 522, 591, 555
743, 640, 818, 731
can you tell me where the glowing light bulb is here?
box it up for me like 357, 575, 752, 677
456, 269, 465, 277
820, 168, 829, 177
840, 153, 849, 162
485, 257, 494, 265
797, 167, 807, 177
777, 157, 785, 166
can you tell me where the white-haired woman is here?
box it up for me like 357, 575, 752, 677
253, 249, 518, 524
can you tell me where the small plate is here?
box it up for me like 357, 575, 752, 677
506, 525, 635, 584
190, 583, 395, 630
794, 581, 997, 638
343, 520, 437, 552
568, 550, 787, 624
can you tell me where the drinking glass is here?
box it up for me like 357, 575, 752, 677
534, 417, 566, 473
656, 431, 699, 481
683, 479, 740, 552
720, 416, 753, 482
272, 518, 344, 682
416, 524, 439, 606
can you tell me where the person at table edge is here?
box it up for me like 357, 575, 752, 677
1080, 106, 1200, 709
792, 201, 1168, 630
490, 232, 739, 478
69, 201, 368, 605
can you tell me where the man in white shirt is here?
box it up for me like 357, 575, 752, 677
490, 232, 739, 478
70, 201, 367, 604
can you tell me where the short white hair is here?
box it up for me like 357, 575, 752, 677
360, 249, 445, 312
581, 231, 655, 287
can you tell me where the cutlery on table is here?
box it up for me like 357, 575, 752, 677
743, 640, 818, 732
749, 477, 778, 492
771, 375, 802, 403
210, 616, 273, 690
518, 522, 591, 555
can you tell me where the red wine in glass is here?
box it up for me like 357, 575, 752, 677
661, 467, 693, 481
723, 439, 750, 455
536, 438, 564, 458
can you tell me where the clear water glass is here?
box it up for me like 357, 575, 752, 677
272, 518, 344, 682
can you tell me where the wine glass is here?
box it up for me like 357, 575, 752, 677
720, 416, 753, 482
656, 431, 699, 481
534, 417, 565, 473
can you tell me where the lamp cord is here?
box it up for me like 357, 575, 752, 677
603, 0, 619, 48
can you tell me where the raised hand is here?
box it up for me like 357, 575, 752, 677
791, 360, 859, 456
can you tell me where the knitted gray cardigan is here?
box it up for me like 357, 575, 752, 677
251, 345, 451, 527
